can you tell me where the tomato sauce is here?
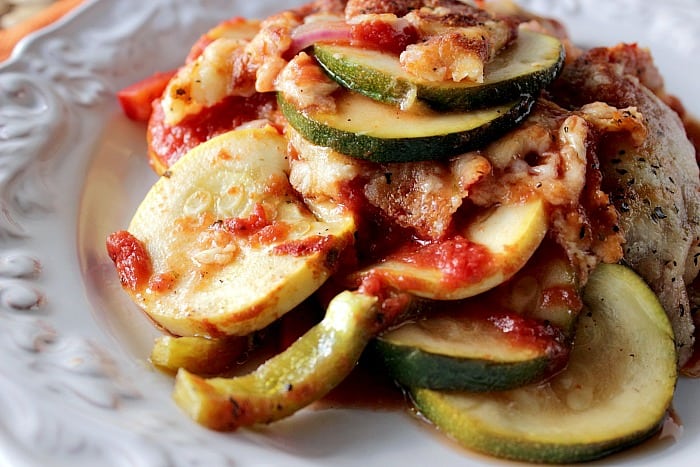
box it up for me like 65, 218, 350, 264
485, 309, 568, 359
333, 178, 497, 296
350, 20, 420, 55
148, 272, 177, 293
147, 92, 277, 171
360, 236, 496, 296
274, 235, 334, 257
218, 202, 301, 250
254, 224, 292, 246
392, 237, 494, 288
106, 230, 152, 292
540, 285, 583, 313
222, 203, 270, 234
444, 303, 570, 375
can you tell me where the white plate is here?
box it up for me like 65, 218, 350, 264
0, 0, 698, 465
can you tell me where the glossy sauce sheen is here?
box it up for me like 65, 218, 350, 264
473, 307, 567, 355
322, 309, 569, 410
219, 203, 294, 247
316, 359, 408, 411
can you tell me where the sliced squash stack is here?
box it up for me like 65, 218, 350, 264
411, 264, 677, 463
373, 240, 578, 393
281, 29, 564, 163
312, 30, 564, 111
279, 92, 535, 163
277, 23, 675, 463
108, 5, 680, 465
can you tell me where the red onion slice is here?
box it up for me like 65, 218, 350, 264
289, 20, 352, 56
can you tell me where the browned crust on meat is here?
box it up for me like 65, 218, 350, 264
345, 0, 422, 17
423, 0, 495, 26
295, 0, 348, 16
551, 44, 700, 366
345, 0, 499, 24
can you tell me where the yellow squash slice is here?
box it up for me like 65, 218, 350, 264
174, 291, 379, 430
125, 126, 355, 337
358, 198, 548, 300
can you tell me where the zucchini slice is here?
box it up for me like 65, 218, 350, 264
279, 90, 535, 163
375, 308, 569, 392
313, 30, 564, 111
374, 241, 578, 392
411, 263, 677, 464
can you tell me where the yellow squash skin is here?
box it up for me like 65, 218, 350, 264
173, 291, 379, 430
150, 335, 249, 376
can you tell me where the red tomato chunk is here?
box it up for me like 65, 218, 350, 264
106, 230, 153, 291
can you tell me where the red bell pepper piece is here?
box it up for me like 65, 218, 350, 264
117, 69, 177, 122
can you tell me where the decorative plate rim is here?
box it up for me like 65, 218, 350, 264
0, 1, 699, 466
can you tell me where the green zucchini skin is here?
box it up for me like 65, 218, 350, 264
373, 327, 558, 392
278, 91, 535, 163
411, 387, 663, 464
313, 30, 565, 111
372, 300, 571, 392
372, 240, 578, 392
409, 264, 678, 464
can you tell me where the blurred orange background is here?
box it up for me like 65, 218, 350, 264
0, 0, 83, 61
